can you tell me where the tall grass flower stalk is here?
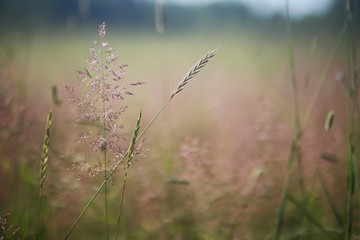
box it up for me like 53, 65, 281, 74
64, 37, 217, 238
36, 109, 52, 240
116, 111, 142, 240
66, 22, 141, 239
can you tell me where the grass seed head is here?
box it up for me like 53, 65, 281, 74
40, 110, 52, 190
127, 110, 142, 166
171, 48, 217, 99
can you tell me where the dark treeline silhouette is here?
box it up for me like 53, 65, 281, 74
0, 0, 356, 35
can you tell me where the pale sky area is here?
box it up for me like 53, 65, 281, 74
142, 0, 337, 19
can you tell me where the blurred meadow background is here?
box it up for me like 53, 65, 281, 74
0, 0, 359, 239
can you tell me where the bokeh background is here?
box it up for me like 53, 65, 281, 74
0, 0, 359, 239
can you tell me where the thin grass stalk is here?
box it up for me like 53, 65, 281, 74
317, 169, 343, 228
115, 111, 142, 240
347, 0, 360, 236
345, 1, 355, 239
273, 2, 305, 238
64, 48, 217, 239
345, 50, 354, 240
36, 110, 52, 240
286, 0, 301, 135
353, 0, 360, 235
285, 0, 306, 209
100, 49, 109, 240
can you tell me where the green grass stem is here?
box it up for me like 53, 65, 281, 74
344, 1, 359, 238
101, 49, 109, 240
116, 111, 142, 240
285, 0, 306, 210
273, 2, 305, 238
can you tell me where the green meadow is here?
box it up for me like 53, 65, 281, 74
0, 3, 359, 239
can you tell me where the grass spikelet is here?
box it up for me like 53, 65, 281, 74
116, 110, 142, 240
36, 109, 52, 240
128, 111, 142, 160
40, 110, 52, 192
170, 48, 217, 99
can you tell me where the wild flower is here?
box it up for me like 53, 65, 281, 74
66, 22, 144, 177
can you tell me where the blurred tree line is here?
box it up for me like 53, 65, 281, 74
0, 0, 356, 35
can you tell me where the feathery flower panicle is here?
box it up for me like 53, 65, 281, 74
66, 22, 142, 177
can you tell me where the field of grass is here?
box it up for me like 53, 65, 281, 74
0, 9, 358, 239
